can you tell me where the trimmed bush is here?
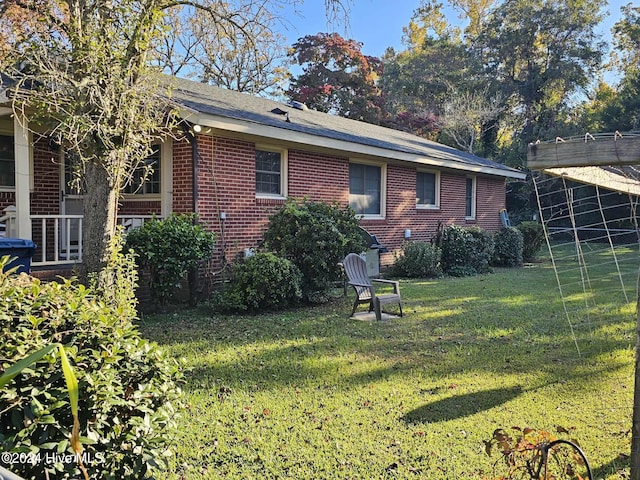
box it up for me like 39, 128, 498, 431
467, 227, 495, 274
263, 199, 366, 302
125, 214, 215, 305
211, 252, 303, 312
517, 221, 545, 262
0, 256, 184, 480
492, 227, 524, 267
392, 241, 442, 278
439, 225, 494, 277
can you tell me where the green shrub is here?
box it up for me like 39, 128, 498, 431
439, 225, 494, 277
262, 199, 366, 302
392, 241, 442, 278
211, 252, 303, 312
125, 214, 215, 305
517, 221, 545, 262
467, 227, 495, 274
492, 227, 524, 267
0, 255, 184, 480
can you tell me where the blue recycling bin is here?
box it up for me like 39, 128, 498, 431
0, 238, 37, 274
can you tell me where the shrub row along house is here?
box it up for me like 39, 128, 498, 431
0, 74, 525, 278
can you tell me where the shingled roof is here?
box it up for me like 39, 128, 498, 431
166, 76, 525, 180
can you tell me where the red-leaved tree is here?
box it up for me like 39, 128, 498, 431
287, 32, 385, 125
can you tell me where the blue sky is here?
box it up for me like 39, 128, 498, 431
278, 0, 630, 59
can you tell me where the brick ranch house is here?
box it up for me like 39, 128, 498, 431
0, 74, 525, 279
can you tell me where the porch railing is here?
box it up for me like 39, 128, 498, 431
0, 209, 158, 267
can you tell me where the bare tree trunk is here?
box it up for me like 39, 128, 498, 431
632, 271, 640, 480
81, 161, 119, 282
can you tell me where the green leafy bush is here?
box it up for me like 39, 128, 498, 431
262, 199, 366, 302
492, 227, 524, 267
125, 214, 215, 305
211, 252, 302, 312
439, 225, 494, 277
516, 221, 545, 262
392, 241, 442, 278
0, 255, 184, 480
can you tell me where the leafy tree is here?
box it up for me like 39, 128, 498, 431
381, 2, 491, 145
475, 0, 607, 147
575, 5, 640, 133
437, 87, 503, 154
287, 32, 385, 124
0, 0, 348, 281
613, 2, 640, 75
157, 3, 290, 96
401, 0, 456, 49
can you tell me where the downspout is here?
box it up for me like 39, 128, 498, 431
180, 122, 199, 215
180, 122, 200, 304
192, 133, 199, 215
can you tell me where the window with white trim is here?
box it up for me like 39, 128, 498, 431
349, 162, 385, 217
465, 176, 476, 219
256, 147, 287, 198
416, 170, 439, 208
0, 135, 15, 188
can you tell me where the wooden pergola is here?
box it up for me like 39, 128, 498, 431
527, 132, 640, 194
527, 130, 640, 480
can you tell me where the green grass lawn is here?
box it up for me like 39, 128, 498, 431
139, 254, 635, 479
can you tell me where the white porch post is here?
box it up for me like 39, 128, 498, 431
13, 115, 32, 239
161, 138, 173, 218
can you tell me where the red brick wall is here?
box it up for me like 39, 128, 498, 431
187, 135, 508, 271
30, 139, 60, 262
31, 138, 59, 216
172, 137, 194, 214
357, 167, 506, 266
0, 191, 15, 212
118, 201, 161, 216
24, 131, 508, 275
288, 149, 349, 202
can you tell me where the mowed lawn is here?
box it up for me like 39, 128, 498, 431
140, 255, 635, 479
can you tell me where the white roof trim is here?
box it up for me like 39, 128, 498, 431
178, 108, 526, 180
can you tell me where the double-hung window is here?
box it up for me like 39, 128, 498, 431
0, 135, 15, 188
123, 145, 161, 195
416, 170, 439, 209
255, 147, 286, 198
465, 176, 476, 219
349, 162, 385, 218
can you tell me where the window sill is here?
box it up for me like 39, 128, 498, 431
122, 194, 162, 202
256, 195, 286, 205
416, 204, 440, 210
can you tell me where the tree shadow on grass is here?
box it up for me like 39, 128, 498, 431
402, 386, 523, 424
590, 454, 629, 479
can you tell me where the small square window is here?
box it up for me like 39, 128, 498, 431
256, 149, 285, 197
